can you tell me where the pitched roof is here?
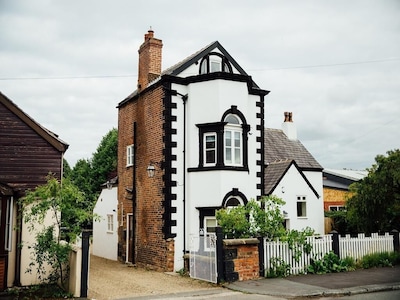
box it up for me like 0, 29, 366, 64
120, 41, 263, 105
0, 92, 69, 152
323, 168, 367, 190
264, 159, 320, 198
264, 128, 322, 170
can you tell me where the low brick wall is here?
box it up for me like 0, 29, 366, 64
223, 238, 259, 281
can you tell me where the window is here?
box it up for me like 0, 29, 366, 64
329, 205, 345, 211
199, 52, 233, 74
107, 214, 114, 232
204, 133, 216, 165
126, 145, 134, 167
224, 114, 242, 166
193, 107, 249, 171
297, 196, 307, 217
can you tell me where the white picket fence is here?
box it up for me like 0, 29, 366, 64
339, 232, 393, 261
264, 232, 394, 276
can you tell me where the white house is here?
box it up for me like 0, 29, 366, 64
264, 112, 324, 235
92, 178, 118, 261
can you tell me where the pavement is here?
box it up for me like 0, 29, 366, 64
225, 265, 400, 298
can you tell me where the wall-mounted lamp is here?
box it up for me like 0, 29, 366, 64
106, 181, 113, 190
146, 161, 163, 178
146, 165, 156, 178
281, 186, 285, 193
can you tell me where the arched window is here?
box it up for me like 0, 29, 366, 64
224, 114, 242, 166
199, 52, 233, 74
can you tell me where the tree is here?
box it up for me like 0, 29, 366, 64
68, 128, 118, 205
346, 149, 400, 233
20, 174, 94, 289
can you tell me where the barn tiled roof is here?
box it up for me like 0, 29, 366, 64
264, 128, 322, 170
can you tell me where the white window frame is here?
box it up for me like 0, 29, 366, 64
107, 214, 114, 233
5, 197, 13, 251
126, 144, 134, 167
224, 126, 242, 166
296, 196, 307, 218
329, 205, 345, 211
204, 133, 217, 166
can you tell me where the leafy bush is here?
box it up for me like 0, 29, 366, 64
267, 257, 291, 278
359, 252, 400, 269
307, 252, 355, 274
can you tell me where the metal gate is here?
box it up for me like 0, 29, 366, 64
189, 234, 217, 283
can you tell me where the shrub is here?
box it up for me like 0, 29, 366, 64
307, 252, 355, 274
359, 252, 400, 269
267, 257, 291, 278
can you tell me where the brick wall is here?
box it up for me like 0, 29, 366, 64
118, 84, 171, 271
323, 187, 351, 211
223, 239, 259, 281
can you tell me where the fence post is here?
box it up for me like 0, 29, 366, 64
80, 230, 91, 298
390, 229, 399, 252
330, 231, 340, 257
258, 237, 265, 277
216, 227, 224, 284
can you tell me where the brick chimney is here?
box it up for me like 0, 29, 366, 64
137, 28, 163, 90
282, 112, 297, 140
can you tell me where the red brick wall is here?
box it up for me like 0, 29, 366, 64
224, 239, 260, 281
118, 85, 170, 271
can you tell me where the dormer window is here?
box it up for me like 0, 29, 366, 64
199, 52, 233, 74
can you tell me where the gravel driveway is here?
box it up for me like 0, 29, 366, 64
88, 255, 217, 299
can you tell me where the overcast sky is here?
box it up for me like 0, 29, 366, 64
1, 0, 399, 170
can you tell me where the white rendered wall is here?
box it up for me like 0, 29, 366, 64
272, 165, 325, 235
92, 187, 118, 261
169, 78, 262, 270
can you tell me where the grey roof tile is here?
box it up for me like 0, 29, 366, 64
264, 128, 322, 170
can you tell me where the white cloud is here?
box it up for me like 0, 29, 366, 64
1, 0, 399, 169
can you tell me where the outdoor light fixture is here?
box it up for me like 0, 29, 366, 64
146, 161, 163, 178
106, 180, 113, 190
146, 164, 156, 178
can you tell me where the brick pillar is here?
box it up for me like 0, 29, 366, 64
166, 238, 175, 272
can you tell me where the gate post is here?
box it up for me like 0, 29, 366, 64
258, 237, 265, 277
390, 229, 399, 252
216, 227, 224, 283
80, 230, 91, 297
330, 230, 340, 257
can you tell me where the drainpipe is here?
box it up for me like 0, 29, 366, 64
131, 122, 137, 264
182, 94, 188, 255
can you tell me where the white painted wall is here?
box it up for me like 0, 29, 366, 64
92, 186, 118, 261
170, 78, 262, 270
20, 203, 60, 286
272, 165, 325, 235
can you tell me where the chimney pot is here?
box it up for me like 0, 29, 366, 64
282, 111, 297, 140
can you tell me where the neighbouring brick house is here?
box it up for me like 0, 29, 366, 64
0, 92, 68, 291
323, 168, 367, 212
117, 30, 269, 271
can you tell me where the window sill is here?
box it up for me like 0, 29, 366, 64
188, 166, 248, 172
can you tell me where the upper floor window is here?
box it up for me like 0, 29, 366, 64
126, 145, 134, 167
199, 52, 233, 74
204, 133, 217, 166
224, 114, 242, 166
193, 107, 250, 171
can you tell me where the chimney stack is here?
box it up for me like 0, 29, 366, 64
282, 112, 297, 140
137, 28, 163, 90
